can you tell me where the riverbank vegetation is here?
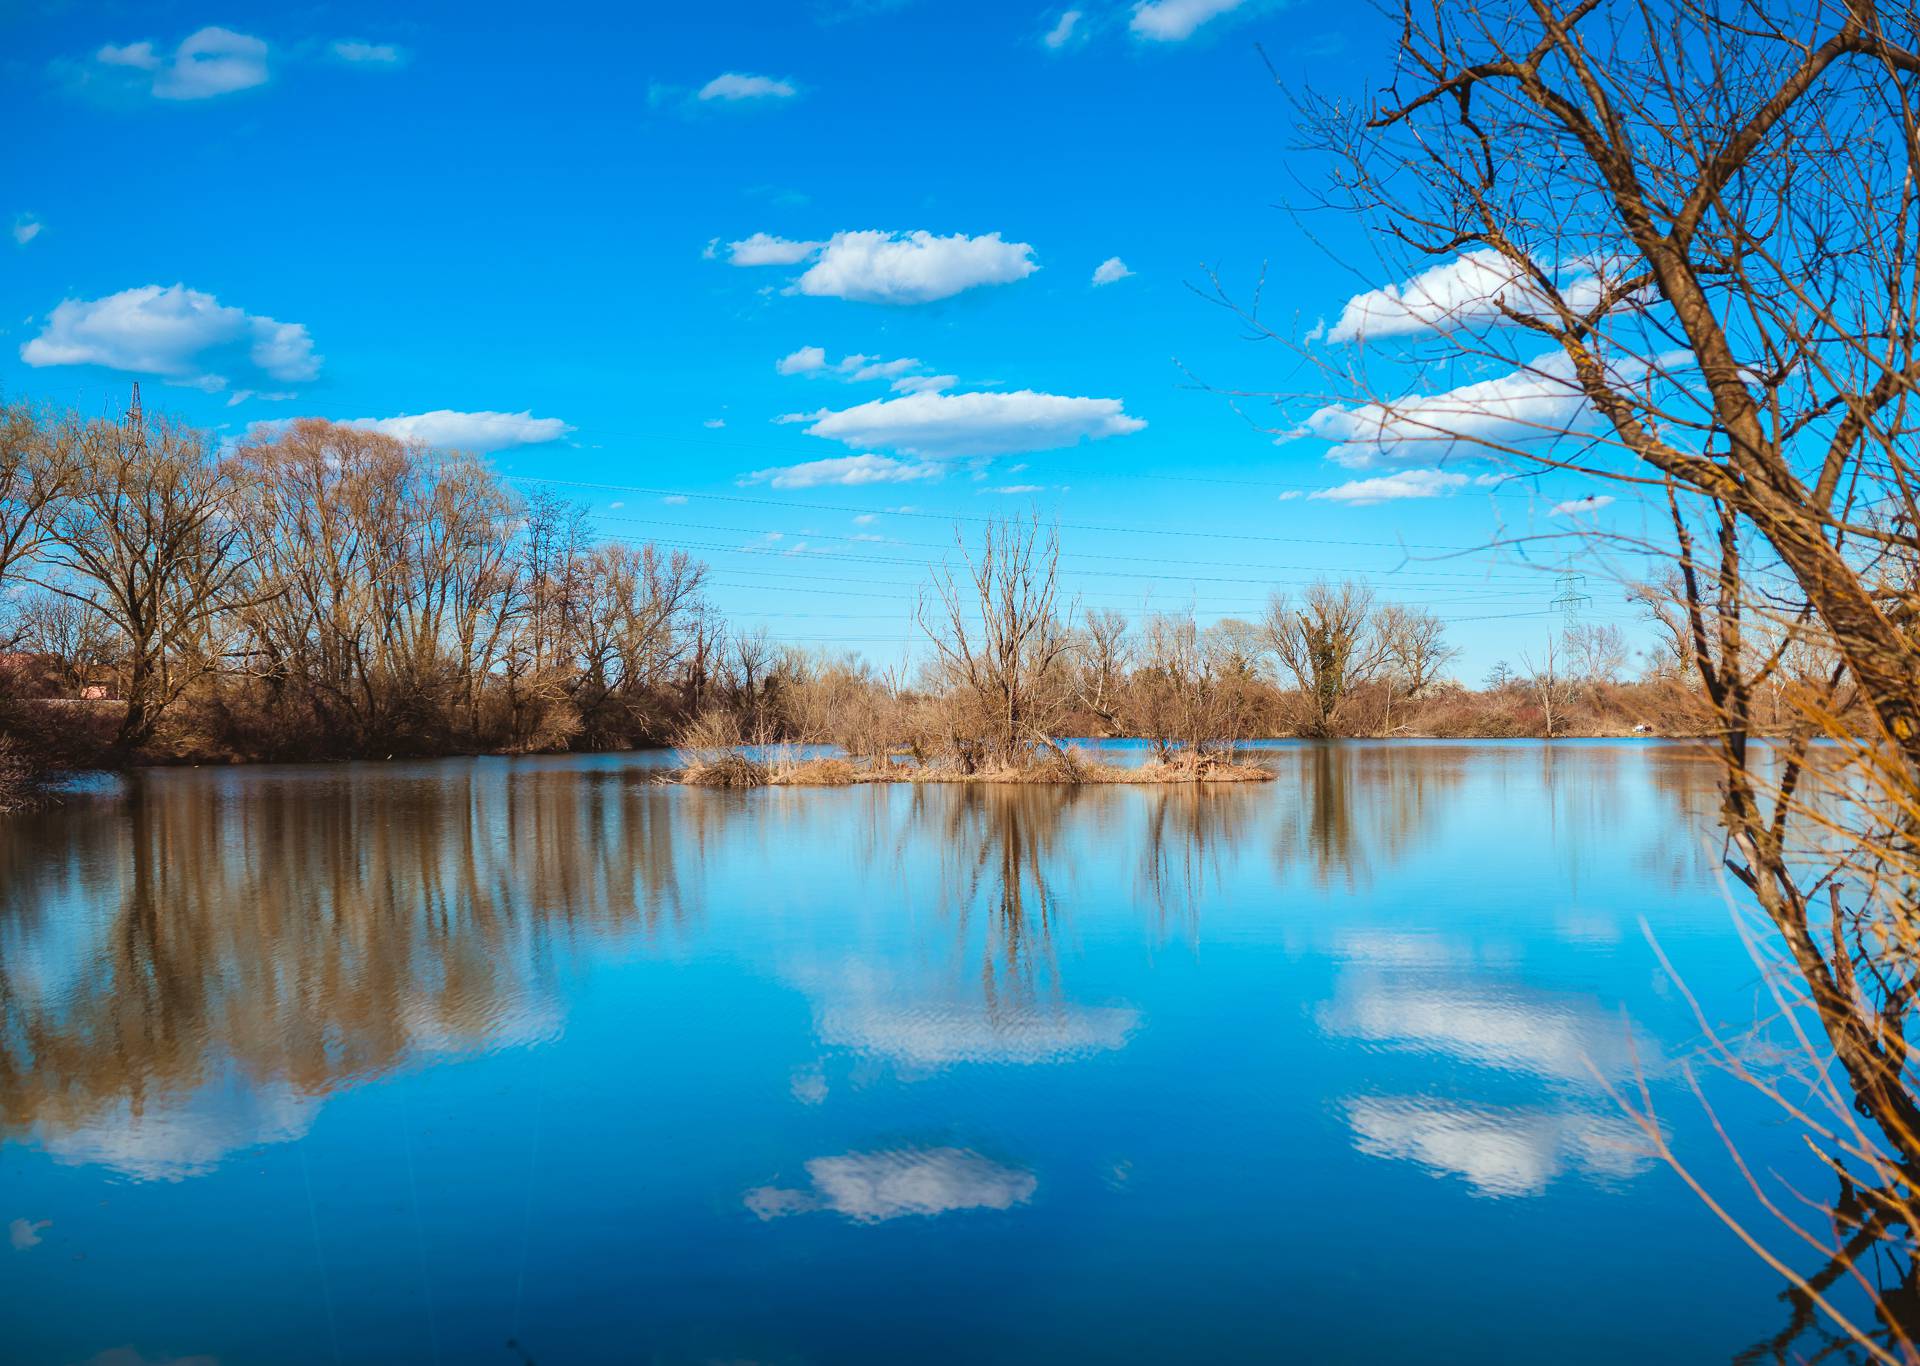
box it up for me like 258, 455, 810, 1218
0, 400, 1843, 802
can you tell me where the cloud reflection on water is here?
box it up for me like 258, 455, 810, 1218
1346, 1097, 1652, 1198
745, 1147, 1037, 1223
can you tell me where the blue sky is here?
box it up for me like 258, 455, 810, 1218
1, 0, 1647, 677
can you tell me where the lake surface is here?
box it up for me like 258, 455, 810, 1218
0, 743, 1856, 1363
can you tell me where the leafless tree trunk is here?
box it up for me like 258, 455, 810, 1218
917, 515, 1073, 768
44, 417, 250, 753
1264, 579, 1389, 737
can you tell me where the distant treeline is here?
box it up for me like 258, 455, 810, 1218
0, 400, 1824, 797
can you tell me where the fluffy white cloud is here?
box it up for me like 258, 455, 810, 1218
12, 216, 41, 247
1091, 256, 1133, 286
331, 40, 403, 64
98, 27, 270, 100
1044, 9, 1084, 47
786, 389, 1144, 458
725, 230, 1038, 304
1320, 250, 1611, 343
1309, 468, 1468, 505
1293, 351, 1602, 468
1130, 0, 1249, 41
21, 284, 320, 389
1551, 494, 1616, 516
795, 230, 1038, 304
776, 345, 828, 375
345, 410, 573, 453
743, 454, 941, 488
745, 1148, 1036, 1223
698, 72, 798, 101
727, 232, 825, 266
778, 346, 926, 383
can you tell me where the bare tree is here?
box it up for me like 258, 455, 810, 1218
1072, 607, 1133, 734
1378, 604, 1459, 697
1563, 622, 1629, 688
1520, 636, 1570, 739
917, 515, 1073, 768
0, 402, 75, 611
1264, 579, 1389, 737
44, 417, 250, 753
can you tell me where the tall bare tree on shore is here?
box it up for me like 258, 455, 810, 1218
0, 403, 75, 609
1254, 0, 1920, 1352
45, 417, 251, 753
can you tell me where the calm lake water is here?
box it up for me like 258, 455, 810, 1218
0, 742, 1855, 1363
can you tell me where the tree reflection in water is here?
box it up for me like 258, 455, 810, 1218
0, 762, 696, 1174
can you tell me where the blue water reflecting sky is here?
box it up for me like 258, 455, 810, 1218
0, 744, 1841, 1363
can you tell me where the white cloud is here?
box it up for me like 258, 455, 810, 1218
785, 388, 1144, 458
698, 72, 798, 101
842, 355, 919, 381
12, 216, 41, 247
776, 345, 828, 375
702, 417, 727, 428
745, 1148, 1036, 1223
1309, 468, 1469, 505
9, 1217, 49, 1250
97, 41, 161, 70
330, 40, 404, 65
1091, 256, 1134, 286
779, 347, 928, 384
796, 230, 1038, 304
724, 230, 1038, 304
1291, 351, 1606, 469
1044, 9, 1084, 47
1322, 250, 1613, 343
1551, 494, 1616, 516
98, 27, 270, 100
345, 410, 573, 453
1130, 0, 1249, 41
893, 373, 956, 394
662, 494, 689, 504
727, 232, 825, 266
743, 454, 941, 488
21, 284, 320, 389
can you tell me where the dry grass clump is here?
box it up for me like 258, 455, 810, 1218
678, 752, 771, 788
770, 756, 859, 786
1134, 752, 1275, 783
670, 742, 1274, 787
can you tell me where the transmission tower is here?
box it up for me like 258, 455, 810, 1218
124, 381, 145, 450
1549, 555, 1591, 634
